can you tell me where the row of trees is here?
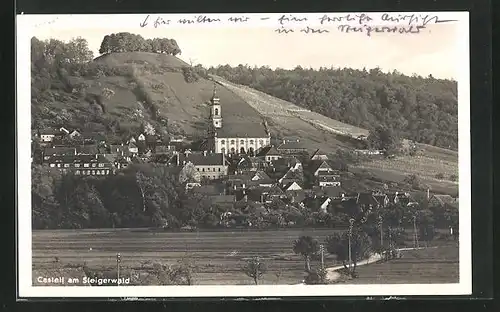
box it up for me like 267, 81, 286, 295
99, 33, 181, 56
32, 162, 459, 231
207, 65, 458, 150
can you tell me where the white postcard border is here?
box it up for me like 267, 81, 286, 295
17, 12, 471, 298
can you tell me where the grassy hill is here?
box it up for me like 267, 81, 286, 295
32, 52, 269, 141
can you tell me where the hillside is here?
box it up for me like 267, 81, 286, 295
32, 51, 271, 142
208, 65, 459, 150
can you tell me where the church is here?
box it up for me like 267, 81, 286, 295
207, 84, 271, 156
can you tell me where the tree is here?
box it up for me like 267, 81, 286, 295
99, 35, 112, 55
325, 228, 372, 276
242, 256, 267, 285
292, 236, 319, 272
367, 125, 401, 153
404, 174, 422, 189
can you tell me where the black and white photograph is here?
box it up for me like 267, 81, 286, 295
17, 12, 471, 297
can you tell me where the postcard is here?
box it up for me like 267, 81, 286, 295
17, 12, 471, 298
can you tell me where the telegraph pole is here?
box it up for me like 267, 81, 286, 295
378, 215, 383, 248
348, 218, 355, 275
412, 215, 419, 248
319, 244, 324, 270
116, 253, 121, 285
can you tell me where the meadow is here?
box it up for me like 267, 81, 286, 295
32, 228, 459, 286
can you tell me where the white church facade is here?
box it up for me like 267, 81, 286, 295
207, 84, 271, 156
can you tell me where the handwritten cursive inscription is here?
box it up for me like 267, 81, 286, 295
319, 14, 373, 25
137, 13, 458, 37
338, 24, 426, 36
380, 13, 458, 26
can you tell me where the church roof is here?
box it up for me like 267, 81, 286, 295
214, 121, 269, 139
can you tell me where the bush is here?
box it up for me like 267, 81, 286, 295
449, 174, 458, 182
304, 267, 328, 284
435, 173, 445, 179
182, 66, 199, 83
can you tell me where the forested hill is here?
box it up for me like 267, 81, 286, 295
207, 65, 458, 150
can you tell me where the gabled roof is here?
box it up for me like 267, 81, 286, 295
76, 145, 99, 155
316, 186, 344, 198
257, 146, 281, 157
430, 194, 457, 206
44, 146, 76, 156
282, 181, 302, 191
176, 152, 227, 166
252, 170, 271, 181
356, 193, 380, 206
263, 186, 284, 196
309, 160, 332, 173
210, 195, 236, 204
280, 168, 304, 181
310, 149, 328, 159
276, 141, 306, 150
40, 128, 62, 135
46, 154, 112, 164
191, 184, 226, 196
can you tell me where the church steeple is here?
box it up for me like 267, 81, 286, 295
210, 83, 222, 128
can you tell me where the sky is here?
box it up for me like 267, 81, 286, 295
27, 13, 464, 79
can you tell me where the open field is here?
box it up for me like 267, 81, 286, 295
32, 228, 458, 286
345, 245, 459, 284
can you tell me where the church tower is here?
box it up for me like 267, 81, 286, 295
210, 84, 222, 129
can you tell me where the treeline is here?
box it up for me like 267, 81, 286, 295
32, 162, 458, 230
99, 33, 181, 56
207, 65, 458, 150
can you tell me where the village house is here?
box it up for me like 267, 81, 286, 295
43, 146, 77, 160
109, 144, 132, 161
172, 151, 229, 181
302, 195, 332, 213
276, 139, 308, 155
310, 149, 329, 160
278, 167, 304, 186
282, 181, 302, 192
317, 170, 341, 187
39, 128, 64, 143
128, 142, 139, 155
257, 146, 282, 162
312, 185, 345, 199
388, 191, 418, 207
68, 129, 81, 139
428, 194, 459, 209
45, 154, 115, 176
76, 144, 99, 155
249, 170, 274, 187
309, 159, 335, 176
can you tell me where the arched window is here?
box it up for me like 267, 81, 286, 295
240, 147, 246, 154
230, 140, 235, 145
240, 140, 245, 145
230, 148, 235, 153
221, 147, 226, 154
249, 140, 254, 144
214, 108, 219, 116
221, 140, 225, 145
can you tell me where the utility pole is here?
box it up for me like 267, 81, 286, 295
116, 253, 121, 285
378, 214, 383, 248
348, 218, 355, 275
319, 244, 324, 270
413, 215, 419, 248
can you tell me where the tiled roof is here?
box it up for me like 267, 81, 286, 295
44, 147, 76, 156
176, 152, 227, 166
276, 141, 307, 151
46, 154, 112, 164
256, 146, 281, 157
76, 145, 99, 155
309, 160, 332, 173
40, 128, 61, 135
210, 195, 236, 204
214, 122, 269, 138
